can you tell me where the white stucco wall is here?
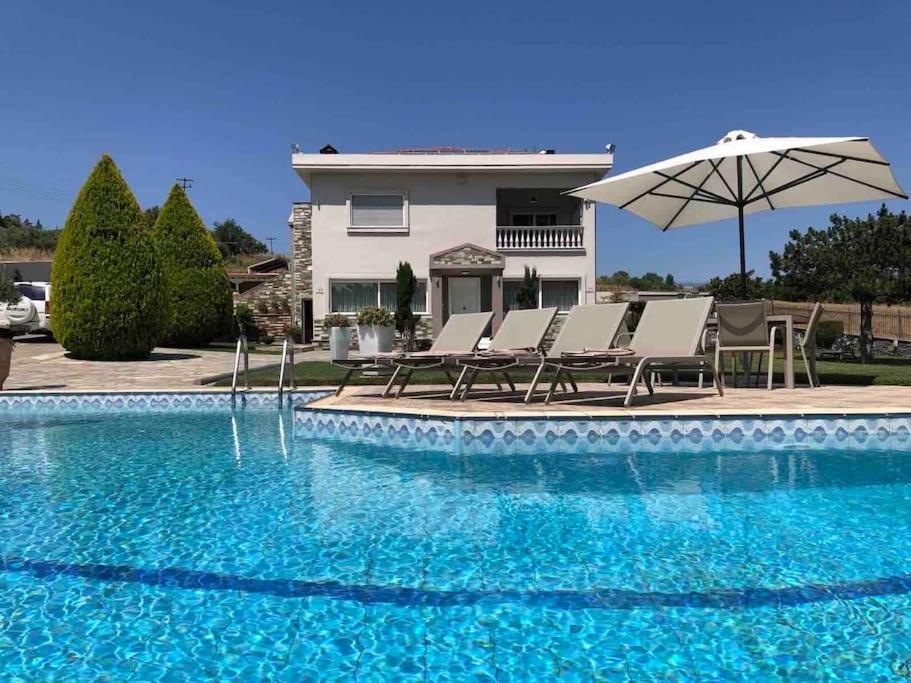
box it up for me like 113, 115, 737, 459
309, 170, 603, 320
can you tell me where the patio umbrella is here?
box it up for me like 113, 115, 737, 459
568, 130, 907, 297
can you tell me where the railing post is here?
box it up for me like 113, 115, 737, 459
243, 335, 250, 390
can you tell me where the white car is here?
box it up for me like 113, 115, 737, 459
0, 292, 40, 335
15, 282, 51, 335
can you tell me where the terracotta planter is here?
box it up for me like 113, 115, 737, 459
0, 337, 12, 390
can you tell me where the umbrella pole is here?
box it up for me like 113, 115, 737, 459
736, 155, 747, 299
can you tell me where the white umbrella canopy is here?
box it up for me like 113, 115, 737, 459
568, 130, 907, 294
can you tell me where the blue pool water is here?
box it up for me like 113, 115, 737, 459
2, 408, 911, 680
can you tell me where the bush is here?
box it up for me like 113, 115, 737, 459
234, 303, 256, 338
516, 266, 539, 309
394, 261, 417, 352
356, 305, 394, 326
324, 313, 350, 328
815, 320, 844, 349
287, 324, 303, 343
0, 272, 20, 305
706, 270, 772, 301
152, 185, 233, 346
51, 155, 167, 359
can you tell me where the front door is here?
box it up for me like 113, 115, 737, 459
448, 277, 481, 315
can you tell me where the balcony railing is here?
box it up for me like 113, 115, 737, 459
496, 225, 584, 251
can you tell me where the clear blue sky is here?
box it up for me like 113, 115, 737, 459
2, 0, 909, 280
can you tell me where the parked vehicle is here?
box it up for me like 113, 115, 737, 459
0, 294, 40, 334
15, 282, 51, 335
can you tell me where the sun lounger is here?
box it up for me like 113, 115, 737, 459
332, 311, 494, 397
603, 296, 722, 407
381, 311, 494, 397
523, 302, 630, 403
450, 307, 558, 400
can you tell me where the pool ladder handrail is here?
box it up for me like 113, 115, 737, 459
231, 334, 250, 406
277, 333, 296, 408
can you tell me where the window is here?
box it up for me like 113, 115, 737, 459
503, 280, 522, 314
541, 280, 579, 312
331, 280, 427, 314
330, 281, 378, 313
349, 193, 407, 229
511, 212, 558, 227
15, 284, 46, 301
502, 278, 579, 314
380, 280, 427, 314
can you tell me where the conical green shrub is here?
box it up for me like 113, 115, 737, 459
51, 154, 167, 359
152, 185, 233, 346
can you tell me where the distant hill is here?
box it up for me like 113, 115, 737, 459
0, 213, 59, 256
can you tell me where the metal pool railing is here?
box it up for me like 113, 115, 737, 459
231, 334, 250, 407
277, 334, 296, 408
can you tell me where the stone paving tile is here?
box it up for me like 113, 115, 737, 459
315, 384, 911, 418
3, 341, 280, 391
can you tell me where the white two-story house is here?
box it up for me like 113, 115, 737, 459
289, 145, 613, 344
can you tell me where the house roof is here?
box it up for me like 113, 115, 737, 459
292, 146, 613, 184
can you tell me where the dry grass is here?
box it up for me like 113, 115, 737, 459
0, 247, 54, 261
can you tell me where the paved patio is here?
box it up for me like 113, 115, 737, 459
312, 383, 911, 417
3, 339, 281, 391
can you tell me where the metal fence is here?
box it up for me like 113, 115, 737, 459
769, 300, 911, 342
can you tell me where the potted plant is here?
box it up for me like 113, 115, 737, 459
356, 305, 395, 354
324, 313, 352, 360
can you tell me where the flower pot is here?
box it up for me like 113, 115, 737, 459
0, 337, 12, 390
357, 324, 394, 354
328, 327, 353, 361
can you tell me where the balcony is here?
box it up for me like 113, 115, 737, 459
496, 225, 584, 252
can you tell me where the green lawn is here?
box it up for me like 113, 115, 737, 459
213, 355, 911, 387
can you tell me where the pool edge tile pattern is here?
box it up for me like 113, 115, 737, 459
0, 390, 332, 412
294, 406, 911, 454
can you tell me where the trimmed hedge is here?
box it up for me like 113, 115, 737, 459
51, 155, 167, 360
152, 185, 233, 346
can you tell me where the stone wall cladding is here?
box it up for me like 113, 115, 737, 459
235, 203, 312, 337
431, 245, 504, 268
313, 316, 435, 350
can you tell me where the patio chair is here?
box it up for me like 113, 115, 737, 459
381, 311, 494, 398
797, 302, 824, 388
714, 301, 780, 391
450, 307, 558, 400
523, 303, 631, 403
602, 296, 722, 407
333, 312, 493, 397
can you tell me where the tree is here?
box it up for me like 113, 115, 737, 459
770, 205, 911, 363
394, 261, 417, 352
515, 266, 539, 309
706, 270, 772, 301
152, 185, 233, 346
0, 212, 59, 252
51, 154, 167, 360
0, 272, 21, 304
212, 218, 267, 257
142, 205, 160, 231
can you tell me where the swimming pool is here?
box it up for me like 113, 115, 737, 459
2, 402, 911, 679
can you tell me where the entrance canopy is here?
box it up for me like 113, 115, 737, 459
429, 243, 505, 336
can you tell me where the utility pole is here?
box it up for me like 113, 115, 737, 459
177, 177, 193, 191
266, 237, 276, 253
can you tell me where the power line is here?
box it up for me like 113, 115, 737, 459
177, 177, 193, 191
266, 237, 276, 252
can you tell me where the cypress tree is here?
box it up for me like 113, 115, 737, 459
51, 155, 167, 359
152, 184, 233, 346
